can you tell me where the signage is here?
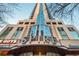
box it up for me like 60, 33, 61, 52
0, 40, 18, 44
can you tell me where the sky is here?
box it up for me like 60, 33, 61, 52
0, 3, 79, 31
46, 3, 79, 30
0, 3, 35, 31
5, 3, 35, 24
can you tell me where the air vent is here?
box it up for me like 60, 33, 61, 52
47, 22, 51, 25
58, 22, 62, 25
52, 22, 56, 24
31, 22, 35, 24
19, 22, 23, 24
25, 22, 29, 24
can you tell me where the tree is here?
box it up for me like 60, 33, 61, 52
0, 3, 19, 24
46, 3, 79, 25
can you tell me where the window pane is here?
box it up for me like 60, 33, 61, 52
68, 27, 79, 40
58, 27, 68, 40
12, 27, 23, 40
0, 27, 13, 39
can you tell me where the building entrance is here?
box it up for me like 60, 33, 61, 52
33, 48, 46, 56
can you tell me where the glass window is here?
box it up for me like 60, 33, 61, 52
68, 27, 79, 40
36, 3, 45, 25
12, 27, 23, 40
57, 27, 68, 40
68, 27, 74, 31
0, 27, 13, 39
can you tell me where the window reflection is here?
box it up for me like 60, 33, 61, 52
68, 27, 79, 40
0, 27, 13, 39
57, 27, 68, 40
12, 27, 23, 40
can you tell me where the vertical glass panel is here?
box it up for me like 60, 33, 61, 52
0, 27, 13, 39
29, 3, 56, 42
36, 3, 51, 38
36, 3, 45, 25
68, 27, 79, 40
12, 27, 23, 40
30, 25, 53, 41
57, 27, 68, 40
30, 25, 37, 41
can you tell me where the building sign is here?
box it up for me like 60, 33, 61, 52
0, 40, 18, 44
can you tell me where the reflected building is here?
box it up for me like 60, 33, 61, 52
0, 3, 79, 56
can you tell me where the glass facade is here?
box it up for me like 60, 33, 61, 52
57, 27, 68, 40
30, 25, 52, 41
68, 27, 79, 40
36, 3, 45, 25
0, 27, 13, 39
29, 3, 53, 41
12, 27, 23, 40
